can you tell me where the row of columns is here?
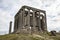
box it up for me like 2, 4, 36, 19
21, 9, 43, 33
14, 8, 47, 33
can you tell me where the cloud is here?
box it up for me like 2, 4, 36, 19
0, 0, 60, 34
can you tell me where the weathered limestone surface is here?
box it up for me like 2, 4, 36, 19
14, 5, 47, 34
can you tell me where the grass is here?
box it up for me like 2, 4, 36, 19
0, 33, 60, 40
0, 34, 44, 40
50, 35, 60, 40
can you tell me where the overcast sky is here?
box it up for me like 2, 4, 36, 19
0, 0, 60, 35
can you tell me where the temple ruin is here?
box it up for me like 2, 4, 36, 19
13, 6, 47, 34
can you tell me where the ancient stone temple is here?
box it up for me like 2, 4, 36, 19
13, 6, 47, 34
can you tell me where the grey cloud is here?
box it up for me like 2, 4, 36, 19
55, 27, 60, 32
41, 0, 56, 7
48, 15, 56, 18
0, 0, 60, 35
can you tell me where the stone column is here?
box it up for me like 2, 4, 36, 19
9, 21, 12, 34
14, 16, 18, 33
14, 17, 16, 33
39, 12, 42, 31
27, 9, 30, 34
25, 17, 26, 26
44, 12, 47, 31
28, 10, 30, 27
33, 11, 36, 33
17, 9, 23, 33
40, 15, 45, 33
22, 9, 25, 28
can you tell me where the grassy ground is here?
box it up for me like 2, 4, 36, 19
50, 35, 60, 40
0, 33, 60, 40
0, 34, 44, 40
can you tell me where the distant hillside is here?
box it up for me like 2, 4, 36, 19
0, 33, 60, 40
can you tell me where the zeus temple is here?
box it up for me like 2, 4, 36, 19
9, 5, 47, 34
